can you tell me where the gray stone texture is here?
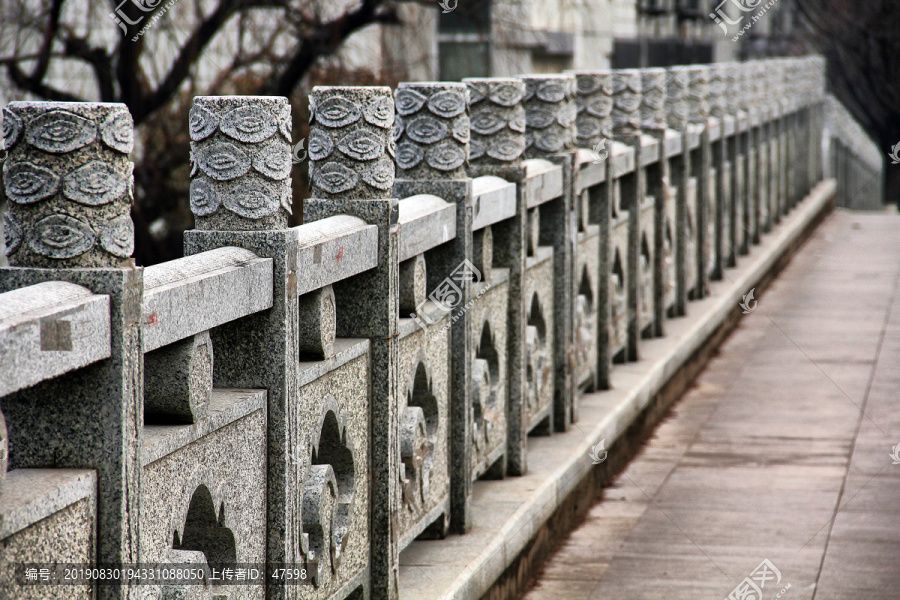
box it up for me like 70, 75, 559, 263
395, 83, 469, 180
464, 78, 526, 170
309, 87, 395, 200
399, 254, 427, 314
571, 71, 613, 149
666, 68, 689, 131
190, 95, 292, 230
611, 70, 642, 134
297, 284, 337, 360
640, 69, 666, 131
686, 66, 711, 124
2, 101, 135, 267
708, 63, 729, 119
521, 74, 577, 158
144, 330, 213, 424
523, 249, 555, 431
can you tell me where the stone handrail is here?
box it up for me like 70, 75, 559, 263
0, 55, 872, 600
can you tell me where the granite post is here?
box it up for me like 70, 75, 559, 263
666, 67, 691, 317
182, 95, 300, 600
520, 73, 576, 432
464, 77, 530, 475
393, 81, 474, 535
302, 86, 401, 600
0, 101, 142, 600
686, 65, 711, 299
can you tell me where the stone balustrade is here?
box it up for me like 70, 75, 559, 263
0, 56, 877, 600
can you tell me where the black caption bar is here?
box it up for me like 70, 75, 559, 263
15, 563, 317, 586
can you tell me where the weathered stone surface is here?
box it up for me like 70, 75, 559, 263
666, 67, 689, 131
464, 78, 526, 169
310, 87, 395, 200
522, 158, 565, 208
144, 331, 214, 424
397, 194, 457, 262
0, 409, 6, 494
141, 246, 273, 352
570, 71, 613, 149
708, 63, 729, 118
521, 74, 577, 157
685, 66, 711, 123
0, 281, 111, 397
640, 68, 666, 131
399, 254, 427, 314
297, 284, 336, 360
395, 83, 469, 181
2, 102, 135, 267
523, 248, 554, 430
295, 215, 379, 296
190, 96, 292, 230
473, 226, 493, 282
611, 70, 642, 134
471, 176, 517, 230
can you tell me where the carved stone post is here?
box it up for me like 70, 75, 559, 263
520, 73, 576, 432
666, 67, 691, 318
183, 96, 302, 599
686, 65, 711, 299
393, 82, 472, 536
302, 86, 401, 600
0, 101, 142, 600
708, 63, 728, 280
464, 77, 531, 475
641, 68, 669, 338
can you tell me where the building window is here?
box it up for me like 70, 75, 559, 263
438, 0, 491, 80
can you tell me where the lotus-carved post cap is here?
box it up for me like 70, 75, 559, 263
189, 95, 292, 231
308, 86, 395, 200
519, 74, 577, 157
611, 69, 642, 134
708, 64, 729, 118
463, 77, 527, 169
640, 68, 667, 131
394, 82, 469, 181
2, 101, 136, 267
685, 65, 711, 123
569, 71, 613, 149
665, 67, 689, 131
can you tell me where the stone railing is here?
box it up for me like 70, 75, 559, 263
0, 56, 838, 600
824, 95, 884, 209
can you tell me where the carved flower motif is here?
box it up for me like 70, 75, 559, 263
308, 129, 334, 161
221, 105, 277, 143
395, 142, 424, 170
405, 116, 447, 145
252, 142, 292, 180
525, 107, 555, 130
26, 110, 97, 153
2, 109, 23, 149
224, 180, 280, 218
197, 141, 251, 181
489, 83, 524, 107
189, 105, 218, 141
613, 90, 641, 115
63, 161, 128, 206
100, 111, 134, 154
522, 79, 538, 102
585, 96, 613, 118
576, 75, 603, 96
470, 111, 506, 136
468, 139, 485, 160
281, 178, 293, 215
451, 117, 470, 144
575, 114, 602, 139
465, 81, 488, 104
393, 120, 404, 143
534, 131, 566, 153
316, 97, 361, 128
3, 211, 23, 255
3, 161, 60, 204
426, 141, 466, 171
315, 162, 359, 194
427, 90, 466, 118
190, 177, 221, 217
338, 129, 385, 161
365, 96, 395, 129
395, 88, 427, 116
99, 214, 134, 258
486, 135, 524, 162
508, 113, 526, 133
536, 81, 568, 103
362, 157, 395, 191
557, 103, 577, 128
28, 214, 96, 259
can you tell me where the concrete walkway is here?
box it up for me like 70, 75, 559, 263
521, 210, 900, 600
